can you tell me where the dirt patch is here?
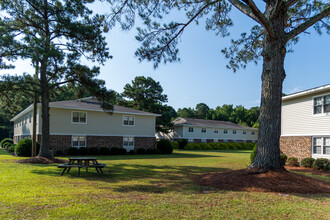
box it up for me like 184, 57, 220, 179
17, 156, 68, 164
285, 166, 330, 177
197, 169, 330, 194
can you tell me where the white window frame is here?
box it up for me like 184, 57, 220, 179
123, 136, 134, 150
188, 127, 194, 132
243, 130, 246, 135
71, 111, 87, 124
201, 139, 207, 143
188, 139, 194, 143
313, 93, 330, 115
252, 131, 255, 135
214, 129, 218, 133
29, 114, 32, 123
224, 129, 228, 134
201, 128, 206, 133
123, 115, 135, 127
233, 130, 237, 134
312, 136, 330, 158
72, 136, 86, 148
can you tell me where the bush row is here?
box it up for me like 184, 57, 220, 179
299, 157, 329, 171
178, 142, 257, 151
0, 138, 40, 157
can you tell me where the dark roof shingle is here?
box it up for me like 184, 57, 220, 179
173, 118, 257, 130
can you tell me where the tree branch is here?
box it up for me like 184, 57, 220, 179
286, 7, 330, 41
283, 0, 300, 11
227, 0, 259, 23
274, 0, 283, 16
242, 0, 275, 39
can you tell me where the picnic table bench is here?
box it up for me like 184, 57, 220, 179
58, 157, 106, 176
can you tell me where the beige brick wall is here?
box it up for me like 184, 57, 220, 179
280, 136, 312, 161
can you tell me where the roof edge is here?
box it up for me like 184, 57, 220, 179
282, 84, 330, 101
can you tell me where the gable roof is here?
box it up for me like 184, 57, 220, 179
172, 118, 257, 130
282, 84, 330, 101
11, 99, 160, 121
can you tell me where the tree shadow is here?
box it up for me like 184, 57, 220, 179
30, 163, 230, 194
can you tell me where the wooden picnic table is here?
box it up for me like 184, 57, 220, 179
58, 157, 106, 176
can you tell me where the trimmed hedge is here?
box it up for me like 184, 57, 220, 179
7, 144, 15, 153
136, 148, 146, 155
177, 139, 188, 149
171, 141, 179, 149
0, 138, 13, 148
88, 147, 99, 155
157, 140, 173, 154
78, 147, 88, 155
99, 147, 110, 155
110, 147, 126, 155
68, 147, 79, 156
185, 142, 256, 151
301, 157, 315, 168
287, 157, 298, 166
15, 138, 40, 157
324, 162, 330, 171
313, 158, 329, 170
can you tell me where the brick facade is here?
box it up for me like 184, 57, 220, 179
49, 135, 72, 153
280, 136, 312, 161
135, 137, 156, 149
86, 136, 123, 149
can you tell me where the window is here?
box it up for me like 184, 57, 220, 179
123, 137, 134, 148
324, 138, 330, 155
201, 128, 206, 133
314, 95, 330, 114
188, 139, 194, 143
313, 137, 322, 154
252, 131, 255, 135
123, 116, 135, 126
223, 139, 228, 143
233, 130, 237, 134
224, 129, 228, 134
214, 129, 218, 133
201, 139, 207, 143
188, 127, 194, 132
72, 112, 87, 124
72, 136, 86, 147
243, 130, 246, 135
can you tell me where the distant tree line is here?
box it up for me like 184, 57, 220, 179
177, 104, 260, 128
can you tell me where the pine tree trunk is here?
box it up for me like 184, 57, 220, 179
250, 9, 287, 170
38, 0, 52, 158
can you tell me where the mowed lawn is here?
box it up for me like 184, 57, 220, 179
0, 149, 329, 219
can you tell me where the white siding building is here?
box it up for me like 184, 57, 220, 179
157, 118, 258, 143
280, 84, 330, 160
11, 98, 159, 153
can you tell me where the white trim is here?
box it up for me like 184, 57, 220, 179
311, 136, 330, 158
122, 115, 135, 127
281, 134, 330, 137
175, 124, 257, 131
71, 111, 87, 124
10, 104, 34, 121
312, 93, 330, 116
123, 136, 135, 151
282, 84, 330, 101
47, 133, 156, 137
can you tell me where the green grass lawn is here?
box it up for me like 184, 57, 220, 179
0, 149, 329, 219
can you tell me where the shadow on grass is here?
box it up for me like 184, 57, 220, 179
30, 163, 230, 193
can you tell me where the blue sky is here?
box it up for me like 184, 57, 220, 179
1, 2, 329, 110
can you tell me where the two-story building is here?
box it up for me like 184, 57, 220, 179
11, 98, 159, 153
156, 117, 258, 143
280, 84, 330, 161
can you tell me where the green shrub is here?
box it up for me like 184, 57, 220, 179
110, 147, 127, 155
3, 142, 11, 149
68, 147, 79, 156
280, 153, 288, 167
185, 143, 201, 150
146, 148, 155, 154
171, 141, 179, 149
88, 147, 99, 155
313, 158, 329, 170
157, 139, 173, 154
324, 162, 330, 171
129, 150, 135, 155
287, 157, 298, 166
7, 144, 15, 152
0, 138, 13, 148
177, 139, 188, 149
15, 138, 40, 157
78, 147, 88, 155
136, 148, 146, 155
99, 147, 110, 155
56, 150, 63, 156
301, 157, 315, 168
250, 146, 256, 163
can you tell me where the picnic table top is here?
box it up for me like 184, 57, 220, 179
69, 157, 98, 160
